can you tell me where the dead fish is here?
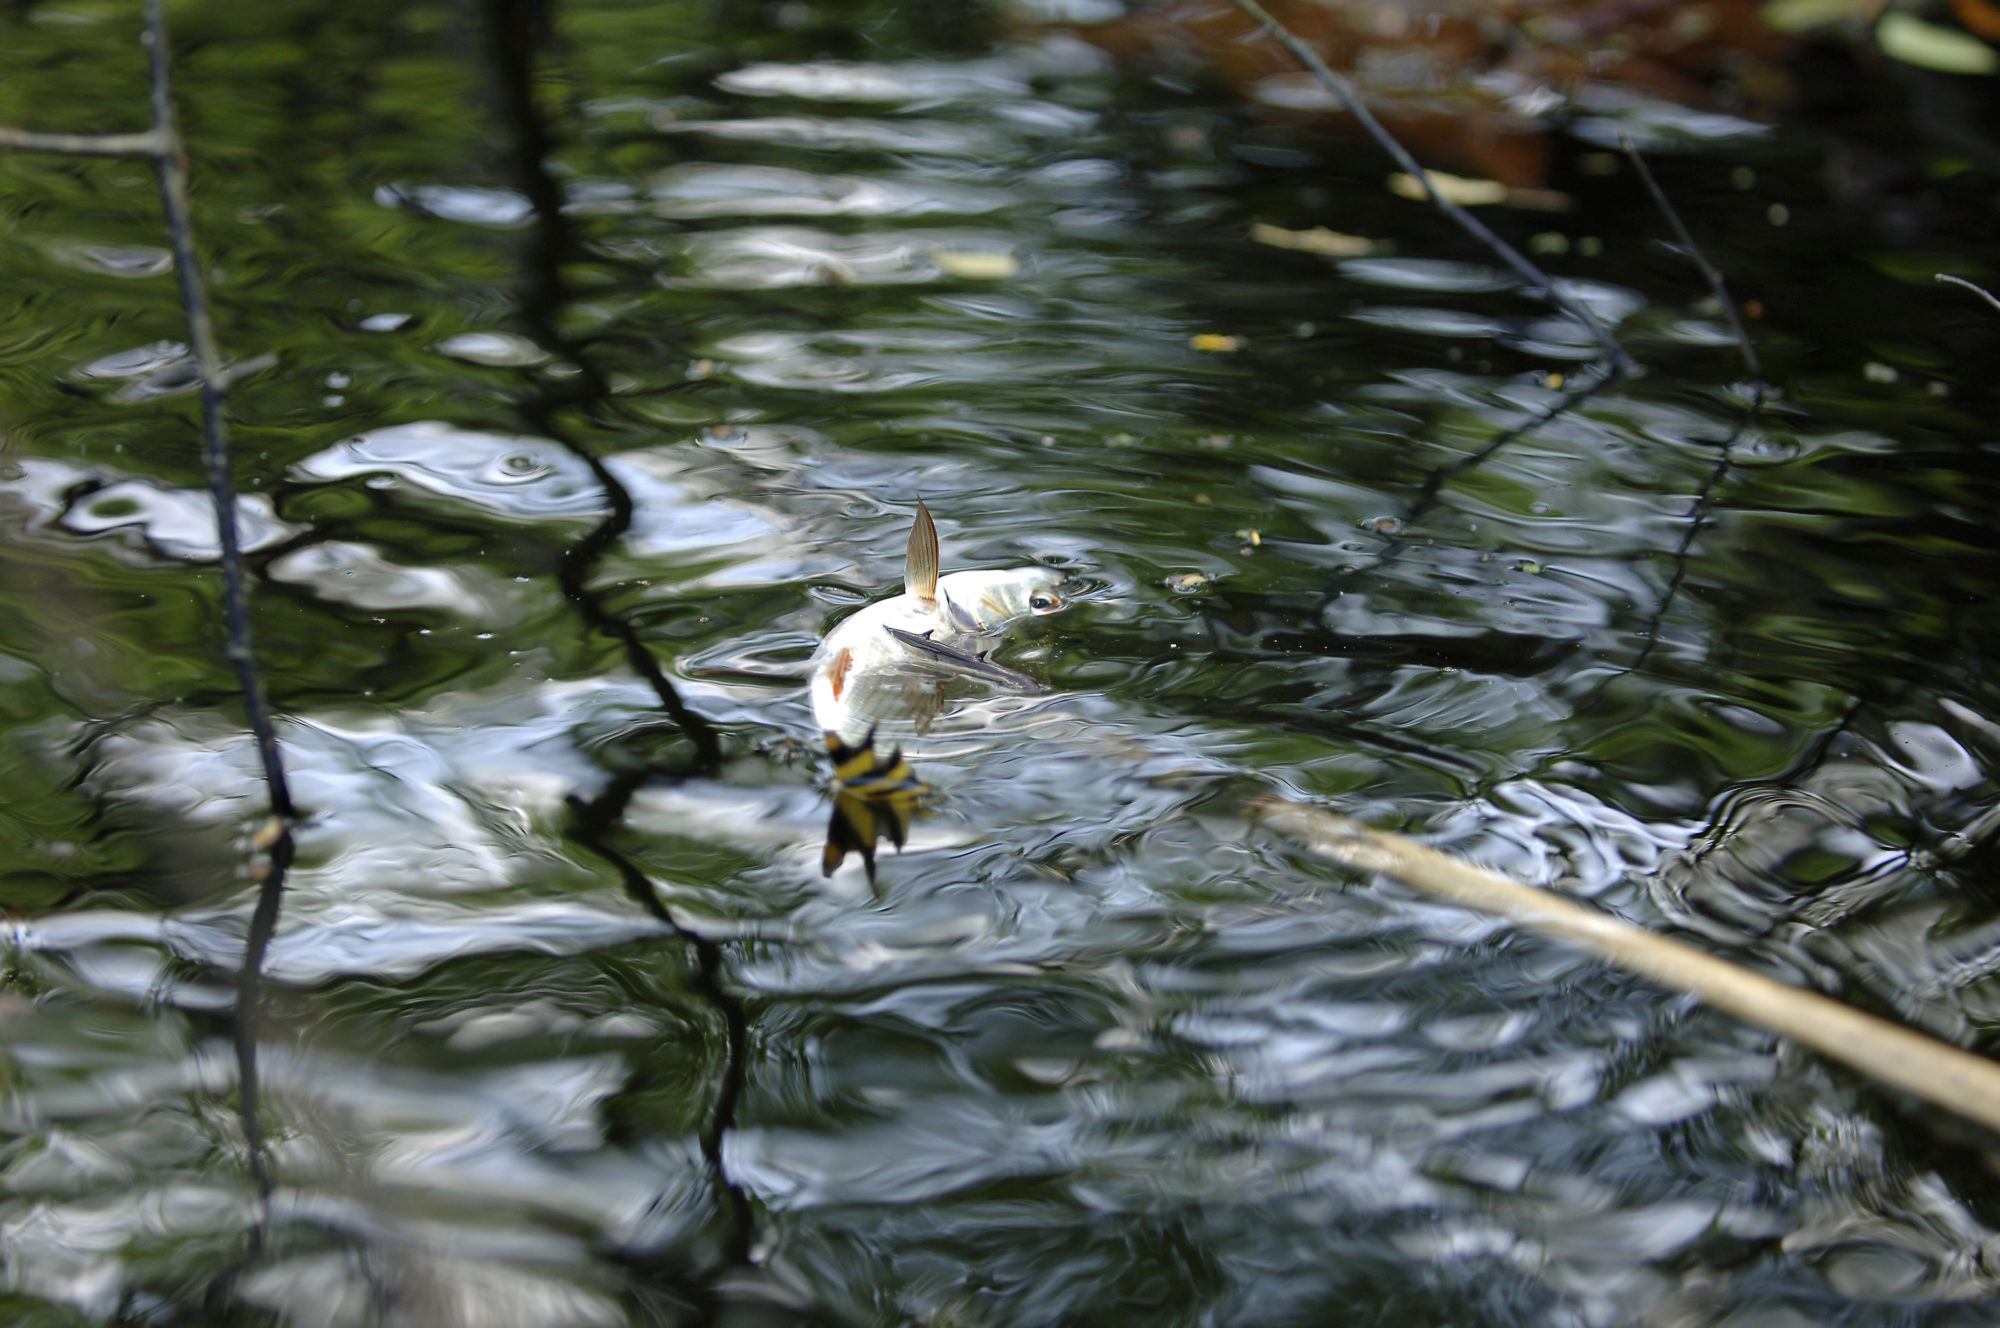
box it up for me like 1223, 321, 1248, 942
809, 499, 1066, 745
811, 500, 1067, 879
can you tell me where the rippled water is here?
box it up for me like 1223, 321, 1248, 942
4, 2, 2000, 1325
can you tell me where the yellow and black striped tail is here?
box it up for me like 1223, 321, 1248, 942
822, 728, 927, 881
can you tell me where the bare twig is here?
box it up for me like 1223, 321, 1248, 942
1260, 798, 2000, 1134
143, 0, 293, 822
142, 0, 297, 1206
2, 0, 298, 1202
1937, 273, 2000, 316
1621, 137, 1763, 398
1227, 0, 1631, 371
0, 126, 171, 156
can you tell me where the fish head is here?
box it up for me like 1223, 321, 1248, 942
944, 567, 1068, 631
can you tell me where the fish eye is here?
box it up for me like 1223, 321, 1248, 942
1030, 593, 1061, 612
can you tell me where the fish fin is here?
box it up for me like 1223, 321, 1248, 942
882, 626, 1041, 691
906, 500, 939, 611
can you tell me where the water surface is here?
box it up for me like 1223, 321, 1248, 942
3, 2, 2000, 1325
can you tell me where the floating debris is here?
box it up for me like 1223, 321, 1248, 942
1390, 170, 1572, 212
1249, 222, 1376, 257
931, 248, 1021, 280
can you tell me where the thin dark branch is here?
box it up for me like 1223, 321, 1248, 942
143, 0, 297, 1212
0, 126, 171, 156
476, 0, 746, 1300
1937, 273, 2000, 316
477, 0, 723, 774
1327, 365, 1622, 600
567, 776, 756, 1277
1227, 0, 1630, 371
1627, 421, 1741, 675
235, 829, 293, 1207
0, 0, 308, 1208
142, 0, 295, 822
1621, 137, 1763, 396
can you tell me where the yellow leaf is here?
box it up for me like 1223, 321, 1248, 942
1389, 171, 1507, 206
1249, 222, 1375, 257
1387, 172, 1573, 212
931, 249, 1021, 280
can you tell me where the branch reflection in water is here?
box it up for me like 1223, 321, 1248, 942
473, 0, 754, 1316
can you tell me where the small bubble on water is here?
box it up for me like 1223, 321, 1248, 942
476, 632, 494, 640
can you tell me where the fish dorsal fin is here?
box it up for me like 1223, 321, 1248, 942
905, 500, 939, 610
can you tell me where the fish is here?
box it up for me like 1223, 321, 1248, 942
809, 500, 1067, 746
821, 729, 925, 880
812, 501, 1068, 878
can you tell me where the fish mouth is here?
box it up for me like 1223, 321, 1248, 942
882, 626, 1041, 691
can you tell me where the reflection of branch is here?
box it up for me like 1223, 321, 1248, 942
1584, 146, 1762, 678
1260, 798, 2000, 1133
1328, 367, 1620, 599
567, 776, 755, 1271
473, 0, 750, 1293
236, 829, 293, 1205
476, 0, 722, 773
1227, 0, 1630, 370
3, 0, 297, 1203
1622, 137, 1763, 398
1626, 420, 1737, 676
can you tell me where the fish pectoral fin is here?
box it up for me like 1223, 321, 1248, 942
902, 678, 944, 736
882, 626, 1041, 691
906, 499, 940, 611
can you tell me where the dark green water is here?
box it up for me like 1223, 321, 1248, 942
4, 2, 2000, 1324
